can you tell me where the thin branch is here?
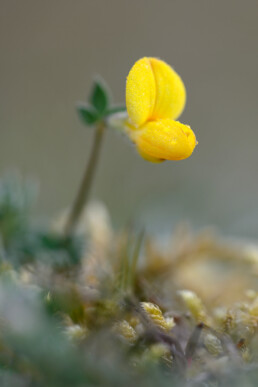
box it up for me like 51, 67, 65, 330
64, 122, 105, 237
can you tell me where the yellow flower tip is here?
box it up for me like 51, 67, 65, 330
177, 290, 207, 323
141, 302, 175, 331
125, 57, 197, 162
129, 119, 197, 162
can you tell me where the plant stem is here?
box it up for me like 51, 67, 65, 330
64, 121, 105, 237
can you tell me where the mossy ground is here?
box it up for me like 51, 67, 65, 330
0, 175, 258, 386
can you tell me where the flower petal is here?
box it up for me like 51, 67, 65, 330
126, 58, 156, 127
149, 58, 186, 121
137, 148, 164, 163
130, 119, 197, 161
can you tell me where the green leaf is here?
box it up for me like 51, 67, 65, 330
90, 79, 109, 114
77, 103, 98, 126
106, 106, 126, 116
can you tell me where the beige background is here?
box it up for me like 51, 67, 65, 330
1, 0, 258, 237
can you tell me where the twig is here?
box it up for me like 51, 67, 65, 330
64, 122, 105, 237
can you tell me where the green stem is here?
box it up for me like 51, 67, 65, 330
64, 122, 105, 237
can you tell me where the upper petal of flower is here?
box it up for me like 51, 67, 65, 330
148, 58, 186, 121
129, 119, 197, 161
126, 58, 186, 127
126, 57, 156, 127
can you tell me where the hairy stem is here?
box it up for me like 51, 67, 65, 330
64, 122, 105, 237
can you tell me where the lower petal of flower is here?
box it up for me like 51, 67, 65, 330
130, 119, 197, 161
137, 148, 164, 163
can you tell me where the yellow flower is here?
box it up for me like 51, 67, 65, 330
125, 57, 197, 162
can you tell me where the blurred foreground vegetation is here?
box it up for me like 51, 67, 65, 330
0, 174, 258, 386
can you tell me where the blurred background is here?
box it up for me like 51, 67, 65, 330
1, 0, 258, 238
